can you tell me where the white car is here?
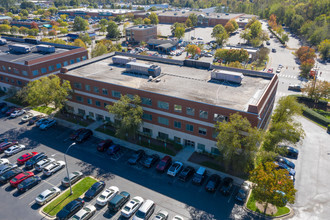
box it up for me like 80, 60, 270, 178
21, 113, 34, 122
276, 68, 281, 73
172, 215, 184, 220
35, 158, 56, 172
43, 161, 66, 176
152, 210, 169, 220
4, 144, 25, 156
96, 186, 119, 206
0, 158, 9, 166
10, 109, 26, 118
70, 204, 96, 220
167, 161, 183, 177
121, 196, 144, 218
35, 186, 61, 205
197, 37, 203, 40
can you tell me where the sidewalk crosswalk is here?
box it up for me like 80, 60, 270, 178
277, 74, 298, 79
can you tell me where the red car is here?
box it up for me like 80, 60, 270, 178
267, 68, 274, 73
6, 107, 19, 116
10, 171, 34, 187
97, 139, 113, 152
156, 155, 172, 172
0, 141, 18, 153
17, 152, 38, 165
70, 128, 86, 140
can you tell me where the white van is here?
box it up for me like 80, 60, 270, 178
133, 199, 155, 220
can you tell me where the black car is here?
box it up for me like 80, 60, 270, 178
278, 145, 299, 159
18, 176, 41, 192
1, 106, 9, 114
192, 167, 207, 185
0, 102, 6, 109
70, 128, 86, 140
178, 166, 195, 182
220, 177, 234, 196
205, 174, 221, 192
0, 168, 23, 184
128, 149, 145, 165
84, 181, 105, 199
141, 154, 159, 168
235, 182, 251, 202
76, 129, 93, 143
56, 198, 85, 220
25, 152, 48, 170
108, 191, 130, 212
28, 115, 44, 125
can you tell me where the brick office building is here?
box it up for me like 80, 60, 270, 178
0, 38, 88, 92
125, 25, 157, 43
59, 8, 140, 19
60, 53, 278, 154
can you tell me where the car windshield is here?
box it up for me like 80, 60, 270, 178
135, 210, 145, 218
37, 194, 45, 200
169, 166, 175, 172
123, 206, 131, 212
99, 195, 106, 200
159, 161, 166, 167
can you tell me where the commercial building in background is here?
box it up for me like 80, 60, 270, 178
59, 8, 140, 19
125, 25, 157, 43
59, 53, 278, 154
0, 37, 88, 92
10, 19, 51, 29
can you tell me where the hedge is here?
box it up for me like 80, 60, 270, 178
268, 27, 285, 45
302, 106, 330, 127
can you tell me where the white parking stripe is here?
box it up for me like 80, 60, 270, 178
227, 187, 236, 203
90, 207, 107, 220
18, 180, 49, 200
28, 200, 36, 206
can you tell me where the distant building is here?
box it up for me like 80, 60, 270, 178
0, 16, 12, 23
126, 25, 157, 43
147, 39, 178, 54
59, 8, 140, 19
10, 19, 50, 29
223, 46, 259, 60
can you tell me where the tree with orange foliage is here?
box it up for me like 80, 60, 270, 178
185, 44, 201, 57
296, 46, 316, 78
31, 21, 39, 30
268, 14, 277, 29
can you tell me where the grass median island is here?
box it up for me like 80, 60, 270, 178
32, 106, 55, 115
42, 177, 97, 217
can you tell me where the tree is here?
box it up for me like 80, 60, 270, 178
114, 15, 123, 23
282, 34, 289, 44
48, 29, 57, 36
185, 18, 192, 28
99, 19, 108, 26
224, 22, 235, 34
73, 16, 88, 31
296, 46, 316, 63
302, 80, 330, 102
300, 60, 315, 78
100, 25, 107, 35
229, 19, 239, 31
60, 14, 67, 20
79, 33, 91, 45
143, 18, 151, 25
31, 21, 39, 29
10, 26, 19, 34
249, 162, 296, 214
106, 95, 143, 139
72, 39, 86, 48
318, 39, 330, 61
107, 21, 120, 39
91, 42, 108, 58
133, 18, 143, 25
20, 9, 28, 17
215, 113, 263, 174
48, 7, 58, 15
174, 26, 185, 39
212, 24, 229, 46
188, 13, 197, 27
256, 47, 270, 65
0, 24, 10, 33
148, 12, 159, 25
126, 13, 134, 21
268, 14, 278, 29
185, 44, 201, 57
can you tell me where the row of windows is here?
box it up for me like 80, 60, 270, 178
76, 96, 110, 108
0, 75, 25, 86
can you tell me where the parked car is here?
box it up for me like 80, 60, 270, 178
192, 167, 207, 185
0, 102, 6, 109
25, 152, 48, 169
39, 119, 57, 130
288, 85, 302, 92
96, 186, 119, 206
10, 109, 25, 118
275, 156, 295, 169
0, 158, 9, 166
276, 67, 281, 73
141, 154, 159, 168
21, 113, 34, 123
35, 158, 56, 172
17, 152, 38, 165
267, 68, 274, 73
36, 118, 48, 127
178, 166, 195, 182
0, 163, 18, 175
61, 171, 83, 187
28, 115, 44, 125
97, 139, 113, 152
10, 171, 34, 187
1, 106, 10, 114
70, 204, 96, 220
56, 198, 85, 220
70, 128, 86, 140
156, 156, 172, 172
107, 144, 120, 155
6, 107, 18, 116
220, 177, 234, 196
43, 161, 66, 176
152, 210, 169, 220
274, 162, 296, 176
272, 48, 276, 53
266, 41, 270, 45
205, 174, 221, 192
133, 199, 155, 220
0, 141, 18, 153
76, 129, 93, 143
278, 145, 299, 158
121, 196, 144, 218
172, 215, 184, 220
235, 181, 251, 202
128, 149, 145, 165
85, 181, 106, 199
167, 161, 183, 177
18, 176, 41, 192
108, 191, 131, 212
4, 144, 25, 156
0, 168, 23, 184
35, 186, 61, 205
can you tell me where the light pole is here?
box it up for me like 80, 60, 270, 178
64, 142, 76, 195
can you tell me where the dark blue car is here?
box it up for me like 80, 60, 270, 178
17, 176, 41, 192
56, 198, 84, 220
107, 144, 120, 155
276, 156, 295, 169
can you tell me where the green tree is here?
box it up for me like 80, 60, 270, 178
148, 12, 159, 25
79, 32, 91, 45
107, 21, 120, 39
188, 13, 197, 27
10, 26, 19, 34
72, 39, 86, 48
114, 15, 123, 23
100, 25, 107, 35
0, 24, 10, 33
229, 19, 239, 30
302, 80, 330, 102
99, 19, 108, 26
20, 9, 28, 17
174, 26, 185, 39
215, 113, 263, 174
185, 44, 201, 57
185, 18, 193, 28
106, 95, 143, 139
133, 18, 143, 25
318, 39, 330, 61
91, 42, 108, 58
143, 18, 151, 25
212, 24, 229, 46
249, 162, 296, 214
73, 16, 88, 31
224, 21, 235, 34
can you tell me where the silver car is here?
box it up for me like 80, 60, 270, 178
61, 171, 83, 187
70, 204, 96, 220
35, 158, 56, 172
35, 186, 61, 205
43, 161, 65, 176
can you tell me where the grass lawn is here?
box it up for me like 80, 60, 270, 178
33, 106, 55, 115
43, 177, 96, 217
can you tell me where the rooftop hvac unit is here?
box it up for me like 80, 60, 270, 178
112, 55, 136, 65
211, 70, 244, 84
0, 38, 7, 45
8, 44, 31, 54
126, 62, 161, 77
36, 44, 55, 53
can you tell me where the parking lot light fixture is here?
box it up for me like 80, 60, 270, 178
64, 142, 76, 195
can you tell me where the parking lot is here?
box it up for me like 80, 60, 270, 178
0, 113, 247, 220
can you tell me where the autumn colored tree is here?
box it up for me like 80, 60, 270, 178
296, 46, 316, 63
302, 80, 330, 101
72, 39, 86, 48
249, 162, 296, 214
229, 19, 239, 30
143, 18, 151, 25
224, 21, 235, 34
31, 21, 39, 30
48, 29, 57, 36
185, 44, 201, 57
268, 14, 277, 29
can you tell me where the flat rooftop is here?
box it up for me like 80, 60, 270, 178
0, 40, 71, 65
66, 56, 271, 111
126, 25, 156, 30
157, 11, 243, 20
59, 8, 138, 14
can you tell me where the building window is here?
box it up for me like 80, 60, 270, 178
105, 116, 110, 122
82, 56, 87, 60
87, 98, 92, 104
48, 65, 55, 71
41, 68, 47, 74
56, 63, 62, 69
143, 127, 152, 136
104, 102, 109, 108
102, 88, 108, 95
32, 70, 39, 76
76, 96, 83, 102
95, 100, 101, 107
0, 76, 3, 80
197, 143, 206, 152
214, 114, 228, 122
2, 65, 5, 71
198, 127, 207, 135
5, 77, 9, 82
199, 110, 208, 119
142, 113, 152, 121
94, 86, 99, 93
13, 68, 19, 74
22, 70, 28, 76
70, 59, 75, 64
127, 94, 134, 100
186, 124, 194, 132
174, 136, 181, 144
212, 130, 219, 139
63, 61, 68, 66
186, 107, 195, 116
73, 82, 82, 89
174, 121, 181, 129
17, 80, 22, 86
89, 112, 94, 118
141, 97, 152, 106
78, 108, 85, 115
112, 90, 121, 98
211, 147, 220, 155
158, 132, 169, 140
157, 101, 169, 110
158, 117, 169, 126
85, 85, 90, 91
8, 67, 11, 72
174, 104, 182, 113
11, 79, 15, 84
76, 58, 81, 62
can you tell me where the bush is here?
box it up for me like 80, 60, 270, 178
268, 27, 285, 45
302, 106, 330, 127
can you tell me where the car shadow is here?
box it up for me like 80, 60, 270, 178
30, 202, 40, 210
5, 185, 15, 192
103, 209, 116, 219
12, 190, 23, 197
